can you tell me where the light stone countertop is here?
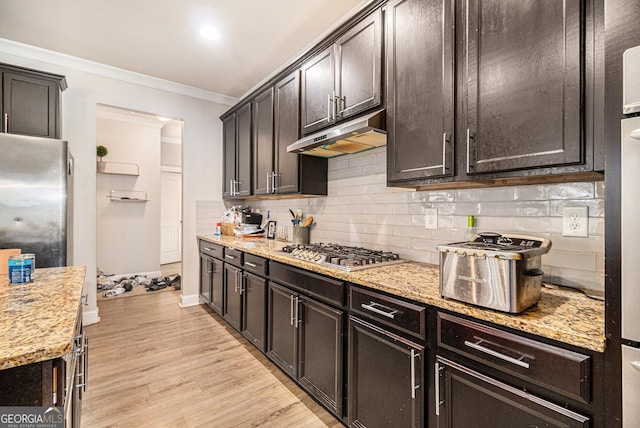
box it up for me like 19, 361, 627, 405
0, 266, 87, 370
200, 235, 606, 352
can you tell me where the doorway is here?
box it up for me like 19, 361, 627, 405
96, 104, 183, 285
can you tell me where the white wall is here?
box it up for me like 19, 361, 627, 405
0, 39, 235, 324
96, 117, 162, 275
211, 147, 605, 291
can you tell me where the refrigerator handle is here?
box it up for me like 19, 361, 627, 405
68, 157, 74, 176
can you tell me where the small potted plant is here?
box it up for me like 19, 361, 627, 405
96, 145, 108, 172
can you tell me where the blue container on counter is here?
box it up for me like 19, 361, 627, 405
8, 254, 35, 284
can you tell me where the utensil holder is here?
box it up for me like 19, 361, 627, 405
292, 227, 310, 245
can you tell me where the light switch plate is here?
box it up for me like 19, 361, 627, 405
424, 208, 438, 230
562, 206, 589, 237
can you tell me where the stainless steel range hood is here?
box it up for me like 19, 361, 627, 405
287, 109, 386, 158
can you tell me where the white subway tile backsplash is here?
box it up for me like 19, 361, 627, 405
199, 151, 604, 291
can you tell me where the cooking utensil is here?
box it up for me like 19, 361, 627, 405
303, 216, 314, 227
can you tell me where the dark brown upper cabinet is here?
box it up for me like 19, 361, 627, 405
462, 0, 583, 175
300, 9, 383, 135
388, 0, 602, 188
0, 64, 66, 139
252, 87, 274, 196
222, 102, 251, 198
251, 72, 327, 197
386, 0, 455, 183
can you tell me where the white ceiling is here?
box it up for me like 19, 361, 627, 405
0, 0, 366, 99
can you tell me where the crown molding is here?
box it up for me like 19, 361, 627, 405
0, 38, 238, 106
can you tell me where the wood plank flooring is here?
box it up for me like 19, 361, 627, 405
82, 290, 343, 427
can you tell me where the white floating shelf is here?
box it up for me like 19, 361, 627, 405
97, 161, 140, 176
107, 190, 148, 202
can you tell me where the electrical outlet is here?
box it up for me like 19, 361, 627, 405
424, 208, 438, 230
562, 206, 589, 237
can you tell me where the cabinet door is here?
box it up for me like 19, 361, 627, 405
386, 0, 454, 182
199, 255, 212, 305
274, 71, 301, 194
210, 258, 224, 315
267, 282, 297, 377
348, 316, 424, 428
300, 46, 335, 135
235, 102, 252, 197
435, 357, 590, 428
242, 272, 267, 352
335, 8, 383, 121
463, 0, 583, 174
298, 297, 344, 417
223, 264, 242, 331
2, 72, 59, 138
222, 113, 236, 198
252, 87, 274, 195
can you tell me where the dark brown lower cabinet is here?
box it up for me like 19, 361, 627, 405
435, 356, 590, 428
348, 316, 424, 428
210, 257, 224, 315
267, 281, 344, 418
199, 254, 212, 306
242, 272, 267, 352
223, 264, 243, 330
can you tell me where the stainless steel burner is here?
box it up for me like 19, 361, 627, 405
280, 243, 405, 271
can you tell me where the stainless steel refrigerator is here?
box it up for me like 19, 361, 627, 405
621, 44, 640, 426
0, 133, 72, 267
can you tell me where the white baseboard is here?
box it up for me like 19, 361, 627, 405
180, 293, 200, 308
83, 308, 100, 325
102, 270, 162, 281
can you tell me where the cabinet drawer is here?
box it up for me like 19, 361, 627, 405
437, 312, 591, 402
199, 240, 224, 259
244, 254, 268, 277
224, 247, 244, 267
350, 286, 426, 340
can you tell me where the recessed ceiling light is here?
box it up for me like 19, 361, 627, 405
200, 26, 221, 41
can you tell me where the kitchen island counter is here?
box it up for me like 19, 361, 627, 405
0, 266, 87, 370
199, 235, 605, 352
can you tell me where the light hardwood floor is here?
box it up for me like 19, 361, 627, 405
82, 290, 344, 427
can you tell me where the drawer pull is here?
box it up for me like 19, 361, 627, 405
225, 254, 236, 260
204, 247, 213, 252
464, 339, 530, 369
361, 302, 398, 319
245, 261, 257, 268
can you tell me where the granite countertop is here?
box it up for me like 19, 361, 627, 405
0, 266, 87, 370
199, 235, 606, 352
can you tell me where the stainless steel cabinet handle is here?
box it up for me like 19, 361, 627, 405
294, 296, 300, 328
3, 113, 7, 132
204, 247, 213, 252
225, 254, 236, 260
466, 129, 473, 173
239, 272, 244, 295
361, 301, 398, 319
442, 132, 448, 173
327, 94, 332, 122
464, 339, 530, 369
245, 261, 257, 268
410, 349, 420, 399
435, 362, 442, 416
290, 294, 295, 326
272, 171, 279, 193
266, 172, 272, 193
332, 90, 337, 121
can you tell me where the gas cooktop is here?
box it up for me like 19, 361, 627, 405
279, 243, 405, 272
